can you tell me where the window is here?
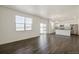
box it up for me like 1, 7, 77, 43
25, 17, 32, 30
16, 15, 24, 31
16, 15, 32, 31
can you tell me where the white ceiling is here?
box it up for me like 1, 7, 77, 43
2, 5, 79, 21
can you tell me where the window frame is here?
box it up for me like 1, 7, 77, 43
16, 15, 25, 31
15, 15, 32, 31
25, 17, 32, 31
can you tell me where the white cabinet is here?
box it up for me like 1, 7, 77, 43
55, 30, 71, 36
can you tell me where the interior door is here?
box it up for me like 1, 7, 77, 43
40, 23, 47, 34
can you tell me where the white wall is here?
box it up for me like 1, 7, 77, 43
78, 18, 79, 35
57, 19, 77, 24
0, 7, 48, 45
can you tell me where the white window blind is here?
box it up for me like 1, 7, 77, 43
25, 17, 32, 30
16, 15, 32, 31
16, 15, 24, 31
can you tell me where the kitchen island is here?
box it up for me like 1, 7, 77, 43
55, 29, 71, 36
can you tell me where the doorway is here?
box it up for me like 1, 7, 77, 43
40, 23, 47, 34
